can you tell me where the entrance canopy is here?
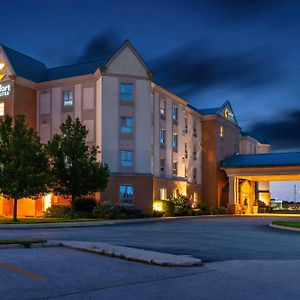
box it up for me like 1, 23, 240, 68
222, 152, 300, 213
223, 152, 300, 180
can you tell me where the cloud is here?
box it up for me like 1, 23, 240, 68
151, 38, 282, 97
248, 110, 300, 151
76, 30, 123, 63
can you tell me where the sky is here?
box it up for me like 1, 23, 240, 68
0, 0, 300, 200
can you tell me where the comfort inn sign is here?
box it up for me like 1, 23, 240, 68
0, 83, 11, 97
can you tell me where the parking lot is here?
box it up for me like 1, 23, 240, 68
1, 217, 300, 299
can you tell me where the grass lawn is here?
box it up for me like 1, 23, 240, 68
0, 218, 102, 224
272, 221, 300, 228
0, 239, 47, 247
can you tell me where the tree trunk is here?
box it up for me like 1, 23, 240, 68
13, 198, 18, 222
71, 195, 76, 219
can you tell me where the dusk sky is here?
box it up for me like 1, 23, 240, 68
1, 0, 300, 199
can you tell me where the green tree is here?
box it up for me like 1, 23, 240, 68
46, 116, 109, 217
0, 115, 49, 221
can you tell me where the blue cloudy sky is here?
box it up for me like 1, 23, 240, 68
1, 0, 299, 200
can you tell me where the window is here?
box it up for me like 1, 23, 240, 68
120, 150, 133, 167
220, 126, 224, 138
160, 159, 165, 173
120, 83, 133, 101
0, 103, 4, 116
173, 188, 178, 198
193, 121, 197, 137
172, 161, 177, 176
119, 184, 134, 206
159, 188, 167, 200
160, 129, 166, 144
172, 105, 178, 122
63, 91, 73, 107
193, 145, 197, 161
172, 133, 178, 151
185, 142, 188, 158
193, 168, 197, 181
120, 117, 133, 133
160, 100, 166, 117
184, 115, 188, 133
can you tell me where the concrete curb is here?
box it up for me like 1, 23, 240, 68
0, 215, 231, 229
269, 223, 300, 232
55, 240, 202, 267
0, 241, 60, 249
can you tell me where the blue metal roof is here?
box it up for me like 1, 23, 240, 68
47, 59, 106, 81
223, 152, 300, 168
2, 44, 47, 82
241, 130, 268, 144
197, 107, 219, 115
1, 44, 107, 82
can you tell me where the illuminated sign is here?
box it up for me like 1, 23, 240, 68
0, 63, 5, 81
224, 108, 235, 121
0, 83, 11, 97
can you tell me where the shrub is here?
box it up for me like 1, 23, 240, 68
192, 208, 202, 216
44, 205, 72, 218
199, 203, 211, 215
92, 202, 143, 219
169, 194, 192, 216
211, 206, 227, 215
153, 210, 164, 218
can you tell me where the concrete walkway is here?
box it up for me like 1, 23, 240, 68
56, 240, 202, 267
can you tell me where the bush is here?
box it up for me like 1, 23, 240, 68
92, 202, 143, 219
211, 206, 227, 215
169, 194, 192, 216
192, 208, 202, 216
44, 205, 72, 218
199, 203, 211, 215
153, 210, 164, 218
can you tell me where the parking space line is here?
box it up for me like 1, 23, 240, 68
0, 261, 45, 282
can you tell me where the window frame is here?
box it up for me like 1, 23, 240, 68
120, 83, 133, 101
120, 150, 133, 168
172, 132, 178, 151
160, 129, 166, 145
172, 105, 178, 122
63, 90, 74, 108
119, 184, 134, 206
172, 161, 178, 176
120, 116, 133, 134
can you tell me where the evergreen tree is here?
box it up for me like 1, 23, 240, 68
0, 115, 48, 221
46, 116, 109, 217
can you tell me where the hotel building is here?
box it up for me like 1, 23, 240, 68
0, 40, 271, 217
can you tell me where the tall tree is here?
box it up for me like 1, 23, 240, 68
0, 115, 49, 221
46, 116, 109, 217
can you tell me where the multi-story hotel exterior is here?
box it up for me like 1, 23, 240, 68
0, 40, 271, 217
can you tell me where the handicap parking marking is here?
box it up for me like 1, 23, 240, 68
0, 261, 45, 282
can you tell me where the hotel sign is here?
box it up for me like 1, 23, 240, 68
0, 83, 11, 97
224, 108, 235, 122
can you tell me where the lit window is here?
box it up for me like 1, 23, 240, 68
172, 133, 178, 151
160, 159, 165, 173
63, 91, 73, 106
172, 105, 178, 121
160, 100, 166, 117
120, 150, 133, 167
120, 83, 133, 100
0, 102, 4, 116
119, 184, 134, 206
220, 126, 224, 138
159, 188, 167, 200
120, 117, 133, 133
172, 161, 177, 176
173, 188, 178, 198
160, 129, 166, 144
